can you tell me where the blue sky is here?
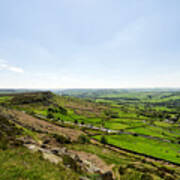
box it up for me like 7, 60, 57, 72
0, 0, 180, 89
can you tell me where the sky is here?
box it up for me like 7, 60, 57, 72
0, 0, 180, 89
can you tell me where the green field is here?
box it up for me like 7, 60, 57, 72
94, 134, 180, 164
54, 89, 180, 164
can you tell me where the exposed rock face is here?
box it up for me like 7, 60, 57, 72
24, 141, 114, 178
43, 152, 63, 164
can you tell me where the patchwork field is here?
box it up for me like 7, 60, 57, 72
0, 90, 180, 179
56, 89, 180, 164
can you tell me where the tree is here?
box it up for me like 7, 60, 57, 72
47, 113, 54, 119
58, 106, 67, 115
101, 136, 107, 144
148, 95, 152, 99
48, 107, 54, 112
74, 119, 78, 124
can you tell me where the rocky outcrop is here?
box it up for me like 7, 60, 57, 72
24, 140, 113, 179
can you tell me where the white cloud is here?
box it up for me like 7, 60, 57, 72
8, 66, 24, 73
0, 59, 24, 73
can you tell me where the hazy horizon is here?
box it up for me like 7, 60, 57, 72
0, 1, 180, 89
1, 87, 180, 91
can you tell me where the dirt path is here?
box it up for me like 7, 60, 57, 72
9, 110, 83, 141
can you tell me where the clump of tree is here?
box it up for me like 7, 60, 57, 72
47, 113, 54, 119
74, 119, 78, 124
57, 117, 61, 121
47, 107, 53, 112
101, 136, 108, 144
47, 106, 68, 116
58, 106, 67, 115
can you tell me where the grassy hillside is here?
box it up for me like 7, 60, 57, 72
0, 109, 80, 180
0, 91, 180, 180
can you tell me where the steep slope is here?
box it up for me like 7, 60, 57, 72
0, 108, 80, 180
